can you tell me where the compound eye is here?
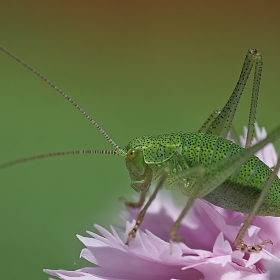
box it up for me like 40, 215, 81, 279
127, 149, 137, 160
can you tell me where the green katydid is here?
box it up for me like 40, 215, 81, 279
1, 47, 280, 253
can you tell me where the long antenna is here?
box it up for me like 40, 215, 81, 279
0, 150, 118, 169
0, 46, 125, 156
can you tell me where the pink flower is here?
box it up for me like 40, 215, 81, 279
45, 124, 280, 280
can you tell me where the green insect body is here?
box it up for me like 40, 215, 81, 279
125, 131, 280, 216
1, 46, 280, 252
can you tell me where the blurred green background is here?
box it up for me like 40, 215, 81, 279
1, 1, 280, 279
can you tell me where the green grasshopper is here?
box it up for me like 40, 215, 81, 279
1, 47, 280, 253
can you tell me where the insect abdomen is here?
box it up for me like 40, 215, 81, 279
183, 132, 280, 216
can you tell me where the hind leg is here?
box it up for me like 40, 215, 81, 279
235, 157, 280, 252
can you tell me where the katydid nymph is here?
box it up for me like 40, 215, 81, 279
1, 47, 280, 253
